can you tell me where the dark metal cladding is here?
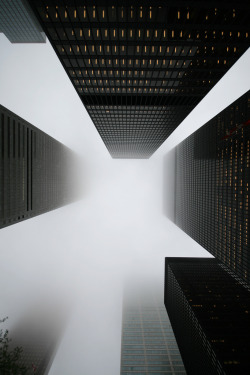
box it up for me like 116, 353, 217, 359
174, 91, 250, 286
28, 1, 249, 158
0, 0, 46, 43
164, 257, 250, 375
0, 104, 78, 229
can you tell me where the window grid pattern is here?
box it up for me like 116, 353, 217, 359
87, 105, 191, 158
121, 286, 186, 374
0, 104, 77, 229
28, 1, 249, 158
0, 0, 46, 43
175, 91, 250, 286
165, 258, 250, 375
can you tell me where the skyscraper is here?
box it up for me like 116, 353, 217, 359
0, 104, 78, 229
174, 91, 250, 285
9, 297, 69, 375
0, 0, 46, 43
164, 257, 250, 375
121, 282, 186, 375
28, 1, 249, 158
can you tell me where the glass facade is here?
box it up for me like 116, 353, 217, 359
0, 104, 78, 229
121, 284, 186, 374
0, 0, 46, 43
28, 1, 249, 158
87, 104, 191, 158
165, 257, 250, 375
175, 91, 250, 286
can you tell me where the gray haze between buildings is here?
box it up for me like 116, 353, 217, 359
0, 34, 249, 374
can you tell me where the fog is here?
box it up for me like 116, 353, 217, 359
0, 34, 249, 374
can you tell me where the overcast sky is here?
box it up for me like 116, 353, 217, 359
0, 33, 249, 374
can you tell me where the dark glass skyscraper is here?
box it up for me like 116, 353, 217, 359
164, 257, 250, 375
28, 1, 249, 158
0, 104, 78, 229
174, 91, 250, 285
121, 283, 186, 375
0, 0, 46, 43
9, 298, 69, 375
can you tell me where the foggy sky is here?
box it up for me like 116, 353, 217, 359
0, 34, 249, 374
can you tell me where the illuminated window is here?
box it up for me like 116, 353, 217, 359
149, 7, 152, 19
